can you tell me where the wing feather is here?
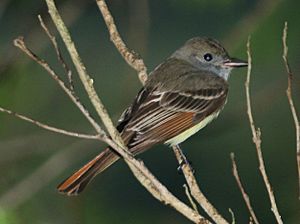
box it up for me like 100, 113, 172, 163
119, 72, 228, 155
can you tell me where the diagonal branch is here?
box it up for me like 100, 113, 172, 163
230, 153, 259, 224
0, 107, 100, 140
245, 37, 283, 224
282, 21, 300, 199
172, 145, 229, 224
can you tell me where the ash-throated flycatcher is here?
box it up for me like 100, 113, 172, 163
58, 37, 247, 195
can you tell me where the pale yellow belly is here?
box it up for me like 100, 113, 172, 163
165, 112, 220, 146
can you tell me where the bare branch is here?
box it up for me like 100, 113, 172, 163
13, 37, 104, 136
172, 145, 229, 224
245, 37, 283, 224
230, 153, 259, 224
184, 184, 199, 213
228, 208, 235, 224
0, 107, 100, 140
96, 0, 148, 84
282, 21, 300, 199
38, 15, 74, 91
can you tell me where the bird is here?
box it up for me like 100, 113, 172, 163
57, 37, 248, 196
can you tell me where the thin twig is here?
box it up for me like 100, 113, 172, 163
282, 21, 300, 199
13, 37, 103, 136
44, 1, 209, 223
38, 15, 74, 91
172, 145, 229, 224
245, 37, 283, 224
183, 184, 199, 213
228, 208, 235, 224
0, 107, 100, 140
230, 153, 259, 224
96, 0, 148, 84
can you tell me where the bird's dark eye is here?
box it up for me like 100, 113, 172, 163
204, 53, 213, 62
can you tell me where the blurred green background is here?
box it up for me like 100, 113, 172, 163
0, 0, 300, 223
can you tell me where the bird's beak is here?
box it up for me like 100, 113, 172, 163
223, 58, 248, 68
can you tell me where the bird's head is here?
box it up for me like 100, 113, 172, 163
172, 37, 248, 80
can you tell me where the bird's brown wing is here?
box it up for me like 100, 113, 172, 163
120, 75, 228, 155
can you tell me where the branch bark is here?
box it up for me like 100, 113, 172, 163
172, 145, 229, 224
245, 37, 283, 224
0, 107, 100, 140
230, 153, 259, 224
38, 15, 74, 91
282, 21, 300, 199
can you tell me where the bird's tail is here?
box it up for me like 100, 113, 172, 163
57, 147, 119, 196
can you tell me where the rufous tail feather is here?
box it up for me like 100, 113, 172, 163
57, 147, 119, 196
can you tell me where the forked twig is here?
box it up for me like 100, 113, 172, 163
3, 35, 103, 141
38, 15, 74, 91
13, 37, 103, 136
282, 21, 300, 199
230, 153, 259, 224
245, 37, 283, 224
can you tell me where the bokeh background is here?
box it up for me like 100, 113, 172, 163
0, 0, 300, 223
